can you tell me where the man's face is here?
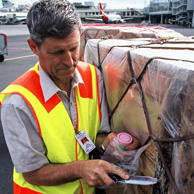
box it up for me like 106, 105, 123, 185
29, 29, 80, 88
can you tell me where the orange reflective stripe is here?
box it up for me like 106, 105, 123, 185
75, 139, 78, 161
77, 62, 93, 99
94, 67, 101, 122
74, 88, 79, 131
78, 180, 84, 194
74, 88, 79, 161
14, 182, 43, 194
11, 70, 61, 113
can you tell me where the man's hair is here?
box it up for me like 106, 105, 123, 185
27, 0, 81, 48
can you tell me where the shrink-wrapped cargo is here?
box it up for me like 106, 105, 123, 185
80, 24, 184, 61
84, 38, 194, 194
84, 38, 152, 67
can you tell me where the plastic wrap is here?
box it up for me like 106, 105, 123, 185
101, 136, 150, 193
84, 39, 151, 67
80, 24, 184, 61
102, 136, 141, 175
84, 38, 194, 193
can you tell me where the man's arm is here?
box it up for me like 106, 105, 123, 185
23, 159, 130, 188
1, 95, 49, 173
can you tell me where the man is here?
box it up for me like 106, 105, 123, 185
0, 0, 139, 194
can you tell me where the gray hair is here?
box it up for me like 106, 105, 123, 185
27, 0, 81, 48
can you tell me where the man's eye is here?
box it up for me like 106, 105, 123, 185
69, 47, 78, 52
52, 50, 64, 55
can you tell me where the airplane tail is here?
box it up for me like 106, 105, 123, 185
99, 2, 107, 16
99, 2, 109, 23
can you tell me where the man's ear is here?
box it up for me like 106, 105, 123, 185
27, 38, 39, 55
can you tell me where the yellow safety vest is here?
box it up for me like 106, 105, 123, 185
0, 61, 101, 194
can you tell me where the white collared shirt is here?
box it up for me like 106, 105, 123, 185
39, 64, 85, 128
1, 63, 110, 173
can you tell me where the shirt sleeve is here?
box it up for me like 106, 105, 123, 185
1, 94, 49, 173
96, 68, 111, 134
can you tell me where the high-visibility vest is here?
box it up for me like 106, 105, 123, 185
0, 61, 101, 194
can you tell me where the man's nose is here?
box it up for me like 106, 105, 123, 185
62, 50, 74, 67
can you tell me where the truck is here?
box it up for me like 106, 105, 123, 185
0, 33, 8, 62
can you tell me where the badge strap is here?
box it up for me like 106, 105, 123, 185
74, 127, 80, 135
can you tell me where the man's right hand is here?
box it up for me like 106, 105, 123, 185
23, 158, 129, 188
78, 159, 130, 188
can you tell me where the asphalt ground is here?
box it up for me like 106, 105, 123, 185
0, 23, 194, 37
158, 23, 194, 36
0, 23, 193, 194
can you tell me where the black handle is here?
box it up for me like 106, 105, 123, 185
108, 173, 122, 183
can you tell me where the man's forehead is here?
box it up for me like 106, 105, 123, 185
42, 31, 80, 47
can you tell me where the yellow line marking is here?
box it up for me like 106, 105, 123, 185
5, 55, 37, 61
8, 47, 31, 50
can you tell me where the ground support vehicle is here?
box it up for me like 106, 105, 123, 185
0, 33, 8, 62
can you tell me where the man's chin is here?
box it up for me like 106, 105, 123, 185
60, 73, 75, 81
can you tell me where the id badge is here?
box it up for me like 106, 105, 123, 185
75, 130, 96, 154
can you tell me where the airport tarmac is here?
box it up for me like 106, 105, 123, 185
0, 23, 193, 193
0, 24, 29, 36
0, 23, 194, 36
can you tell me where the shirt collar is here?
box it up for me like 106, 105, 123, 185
39, 63, 84, 102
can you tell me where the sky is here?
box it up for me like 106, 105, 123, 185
1, 0, 150, 9
70, 0, 150, 9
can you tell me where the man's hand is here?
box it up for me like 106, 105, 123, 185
79, 159, 130, 188
102, 133, 117, 149
101, 132, 141, 150
125, 135, 140, 150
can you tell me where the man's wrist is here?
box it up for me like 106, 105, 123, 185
99, 136, 107, 154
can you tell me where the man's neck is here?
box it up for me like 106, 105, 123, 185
58, 81, 71, 97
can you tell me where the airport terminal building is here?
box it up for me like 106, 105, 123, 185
149, 0, 194, 27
